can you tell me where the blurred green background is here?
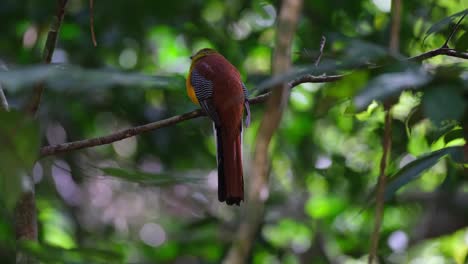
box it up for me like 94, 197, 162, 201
0, 0, 467, 263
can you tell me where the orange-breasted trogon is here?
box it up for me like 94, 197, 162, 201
186, 48, 250, 205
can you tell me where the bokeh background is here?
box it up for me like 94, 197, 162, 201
0, 0, 467, 263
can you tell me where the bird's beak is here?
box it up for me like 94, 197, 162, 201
189, 55, 193, 60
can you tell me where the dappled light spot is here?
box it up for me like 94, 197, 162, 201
114, 216, 129, 234
372, 0, 391, 12
119, 48, 138, 69
148, 26, 190, 73
51, 49, 69, 63
315, 155, 332, 169
399, 153, 416, 168
388, 230, 408, 253
465, 230, 468, 245
229, 21, 252, 40
139, 223, 166, 247
46, 121, 67, 146
52, 160, 82, 206
202, 1, 224, 23
112, 136, 137, 158
253, 4, 276, 28
192, 192, 209, 205
89, 180, 113, 208
291, 238, 311, 254
39, 204, 77, 249
290, 89, 312, 111
207, 170, 218, 190
392, 91, 421, 121
33, 162, 43, 184
259, 185, 269, 201
244, 47, 271, 73
22, 25, 38, 48
138, 156, 163, 173
262, 219, 311, 254
410, 256, 446, 264
174, 185, 189, 197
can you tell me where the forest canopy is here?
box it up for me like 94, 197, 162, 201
0, 0, 467, 263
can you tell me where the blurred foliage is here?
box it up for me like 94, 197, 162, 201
0, 0, 467, 263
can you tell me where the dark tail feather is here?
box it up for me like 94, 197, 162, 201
215, 126, 243, 206
215, 126, 226, 202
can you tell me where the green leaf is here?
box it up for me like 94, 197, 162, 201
353, 67, 431, 111
0, 110, 39, 212
424, 9, 468, 39
19, 241, 123, 264
422, 86, 466, 125
101, 167, 201, 185
384, 146, 464, 200
342, 40, 390, 67
305, 195, 346, 219
444, 128, 464, 144
0, 65, 178, 92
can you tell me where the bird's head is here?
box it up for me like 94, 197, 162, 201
190, 48, 218, 62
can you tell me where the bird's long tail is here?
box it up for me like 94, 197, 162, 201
215, 126, 243, 205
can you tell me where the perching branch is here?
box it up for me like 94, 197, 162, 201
25, 0, 68, 115
38, 44, 466, 157
41, 109, 203, 156
39, 73, 342, 157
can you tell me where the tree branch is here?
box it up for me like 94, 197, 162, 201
368, 105, 392, 263
40, 73, 343, 157
368, 1, 401, 261
40, 109, 203, 156
89, 0, 97, 47
409, 47, 468, 61
38, 44, 467, 157
16, 2, 68, 263
25, 0, 68, 115
37, 40, 467, 158
389, 0, 401, 54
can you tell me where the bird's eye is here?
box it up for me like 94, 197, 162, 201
190, 55, 193, 60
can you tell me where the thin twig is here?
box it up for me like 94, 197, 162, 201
90, 0, 97, 47
369, 107, 392, 263
409, 47, 468, 61
442, 12, 466, 48
25, 0, 68, 115
315, 36, 326, 67
389, 0, 401, 53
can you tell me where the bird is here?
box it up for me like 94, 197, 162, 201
186, 48, 251, 205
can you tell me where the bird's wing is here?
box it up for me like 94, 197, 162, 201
242, 82, 251, 128
190, 68, 221, 125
